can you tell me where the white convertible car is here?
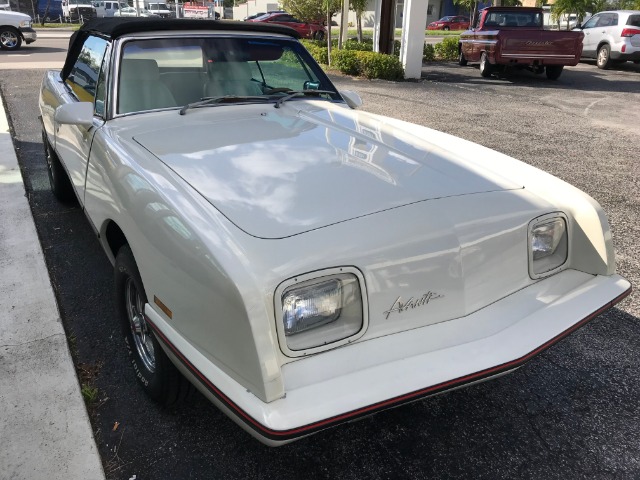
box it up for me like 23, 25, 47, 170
39, 18, 631, 445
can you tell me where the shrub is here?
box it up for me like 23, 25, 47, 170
301, 40, 328, 64
423, 43, 435, 62
301, 39, 327, 48
332, 49, 361, 76
356, 51, 404, 80
433, 36, 460, 61
307, 45, 329, 65
342, 40, 373, 51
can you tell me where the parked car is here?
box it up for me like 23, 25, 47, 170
0, 10, 36, 51
427, 15, 470, 31
575, 10, 640, 69
145, 2, 173, 18
248, 12, 326, 40
61, 0, 97, 21
113, 6, 158, 17
39, 17, 630, 446
93, 1, 127, 17
459, 7, 584, 79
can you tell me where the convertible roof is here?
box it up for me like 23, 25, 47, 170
62, 18, 300, 79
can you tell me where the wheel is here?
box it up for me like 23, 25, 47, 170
479, 52, 493, 78
458, 48, 468, 66
313, 30, 325, 41
545, 65, 564, 80
0, 27, 22, 51
115, 245, 192, 406
443, 26, 450, 31
42, 131, 75, 202
596, 44, 611, 69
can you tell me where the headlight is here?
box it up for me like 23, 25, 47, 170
19, 19, 32, 28
276, 268, 367, 356
529, 215, 568, 278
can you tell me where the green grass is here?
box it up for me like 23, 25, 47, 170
81, 384, 99, 404
35, 22, 81, 29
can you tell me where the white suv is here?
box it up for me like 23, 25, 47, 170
578, 10, 640, 69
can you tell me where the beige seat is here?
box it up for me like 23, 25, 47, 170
118, 59, 177, 114
204, 61, 263, 98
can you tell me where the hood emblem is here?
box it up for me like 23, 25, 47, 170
383, 291, 444, 319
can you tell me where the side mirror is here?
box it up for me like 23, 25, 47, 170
340, 90, 363, 109
54, 102, 94, 127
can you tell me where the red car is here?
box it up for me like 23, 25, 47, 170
427, 15, 470, 31
248, 12, 326, 40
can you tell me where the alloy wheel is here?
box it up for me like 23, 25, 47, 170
125, 277, 156, 372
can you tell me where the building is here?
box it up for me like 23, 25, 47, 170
232, 0, 472, 26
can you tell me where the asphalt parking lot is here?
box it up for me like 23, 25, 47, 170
1, 61, 639, 479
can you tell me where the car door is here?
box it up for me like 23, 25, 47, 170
581, 13, 601, 57
56, 34, 108, 204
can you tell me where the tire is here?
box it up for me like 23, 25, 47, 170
458, 48, 468, 66
42, 131, 75, 202
596, 44, 611, 69
479, 52, 493, 78
115, 245, 192, 406
313, 30, 325, 41
443, 26, 450, 31
545, 65, 564, 80
0, 27, 22, 51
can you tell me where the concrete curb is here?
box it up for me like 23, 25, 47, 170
0, 92, 105, 478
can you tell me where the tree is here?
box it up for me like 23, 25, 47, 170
350, 0, 367, 42
282, 0, 341, 62
281, 0, 340, 23
452, 0, 475, 18
551, 0, 590, 29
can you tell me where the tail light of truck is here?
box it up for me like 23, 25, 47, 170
621, 28, 640, 37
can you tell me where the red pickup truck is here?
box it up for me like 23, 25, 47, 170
459, 7, 584, 80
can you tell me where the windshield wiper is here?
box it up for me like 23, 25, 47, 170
272, 90, 336, 109
179, 95, 269, 115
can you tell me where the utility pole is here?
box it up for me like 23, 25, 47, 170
377, 0, 395, 54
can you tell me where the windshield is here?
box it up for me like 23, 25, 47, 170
484, 11, 542, 27
117, 36, 341, 115
438, 16, 454, 22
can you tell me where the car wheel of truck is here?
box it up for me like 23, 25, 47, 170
597, 44, 611, 69
115, 245, 192, 407
545, 65, 564, 80
42, 131, 75, 203
0, 27, 21, 51
479, 52, 493, 78
458, 48, 468, 66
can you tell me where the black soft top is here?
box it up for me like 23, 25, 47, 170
62, 18, 300, 79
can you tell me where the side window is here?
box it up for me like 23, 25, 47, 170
583, 14, 599, 29
597, 13, 615, 27
65, 35, 108, 106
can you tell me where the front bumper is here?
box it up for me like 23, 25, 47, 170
19, 27, 37, 44
147, 269, 630, 445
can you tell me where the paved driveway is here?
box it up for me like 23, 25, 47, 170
1, 60, 638, 479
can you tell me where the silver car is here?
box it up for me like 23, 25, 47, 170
578, 10, 640, 68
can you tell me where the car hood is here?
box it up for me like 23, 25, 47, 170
133, 101, 523, 239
